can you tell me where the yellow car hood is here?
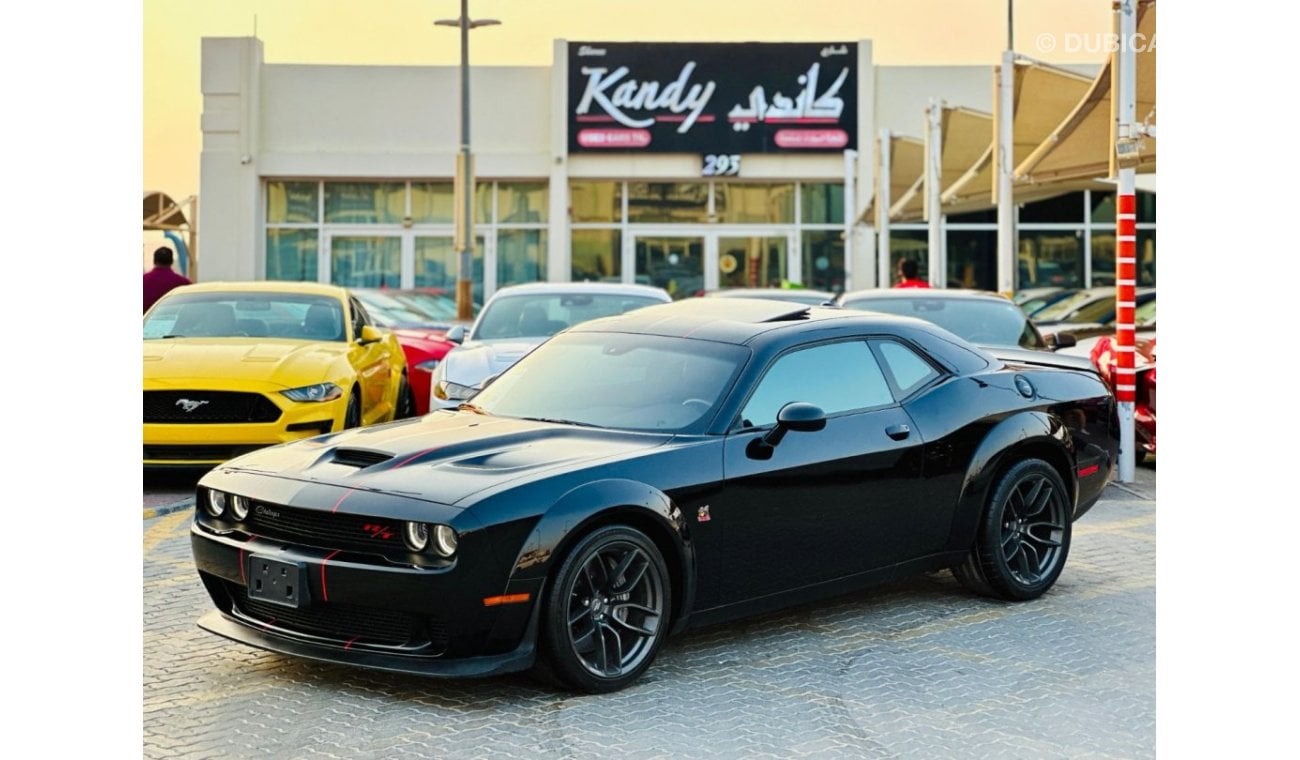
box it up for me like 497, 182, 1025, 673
143, 339, 349, 388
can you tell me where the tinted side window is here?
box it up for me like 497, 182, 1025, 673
740, 341, 893, 428
874, 340, 941, 398
349, 297, 370, 338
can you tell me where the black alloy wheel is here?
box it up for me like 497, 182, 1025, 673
395, 375, 416, 419
344, 388, 362, 430
539, 525, 670, 693
953, 458, 1072, 601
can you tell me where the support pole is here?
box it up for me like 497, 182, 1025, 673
842, 148, 856, 291
877, 129, 891, 288
925, 99, 944, 287
455, 0, 475, 321
996, 48, 1016, 296
1114, 0, 1138, 482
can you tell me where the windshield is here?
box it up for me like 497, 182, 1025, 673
144, 292, 346, 341
842, 296, 1046, 349
1032, 290, 1102, 322
471, 332, 748, 432
355, 291, 446, 328
390, 291, 462, 321
470, 293, 664, 341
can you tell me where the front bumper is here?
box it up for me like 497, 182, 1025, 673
190, 522, 542, 677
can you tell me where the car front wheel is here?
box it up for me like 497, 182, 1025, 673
953, 458, 1072, 601
538, 525, 671, 693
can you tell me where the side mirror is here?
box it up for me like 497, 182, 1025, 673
357, 325, 384, 346
746, 402, 827, 460
445, 324, 467, 344
1049, 331, 1077, 351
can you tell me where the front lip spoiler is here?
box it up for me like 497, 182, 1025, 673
196, 586, 544, 679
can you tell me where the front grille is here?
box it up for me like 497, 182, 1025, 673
226, 581, 446, 651
145, 390, 282, 424
144, 444, 265, 461
246, 501, 405, 554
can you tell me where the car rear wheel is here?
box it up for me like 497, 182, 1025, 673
538, 525, 670, 693
953, 458, 1072, 601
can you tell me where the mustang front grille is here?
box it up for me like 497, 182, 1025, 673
144, 444, 266, 461
144, 390, 282, 424
226, 582, 447, 652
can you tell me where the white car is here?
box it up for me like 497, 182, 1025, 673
429, 282, 672, 409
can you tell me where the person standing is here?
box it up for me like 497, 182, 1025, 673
143, 246, 192, 313
895, 258, 931, 289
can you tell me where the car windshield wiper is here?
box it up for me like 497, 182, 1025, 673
519, 416, 603, 429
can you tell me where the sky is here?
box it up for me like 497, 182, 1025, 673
143, 0, 1115, 202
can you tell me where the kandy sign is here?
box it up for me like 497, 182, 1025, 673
568, 42, 857, 154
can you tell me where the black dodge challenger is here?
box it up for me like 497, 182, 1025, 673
191, 298, 1118, 693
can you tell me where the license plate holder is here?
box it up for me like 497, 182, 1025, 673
246, 555, 310, 609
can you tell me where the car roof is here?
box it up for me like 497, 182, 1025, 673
838, 288, 1011, 304
486, 281, 671, 301
571, 296, 934, 345
165, 281, 349, 299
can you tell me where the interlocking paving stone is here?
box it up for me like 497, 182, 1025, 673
144, 468, 1156, 758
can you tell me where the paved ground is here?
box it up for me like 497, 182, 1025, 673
144, 466, 1155, 759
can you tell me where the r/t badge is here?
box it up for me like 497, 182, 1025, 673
697, 505, 711, 523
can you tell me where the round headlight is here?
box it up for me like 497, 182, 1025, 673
433, 525, 458, 557
205, 490, 227, 518
404, 521, 429, 552
230, 494, 250, 521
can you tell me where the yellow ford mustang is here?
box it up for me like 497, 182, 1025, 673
143, 281, 413, 468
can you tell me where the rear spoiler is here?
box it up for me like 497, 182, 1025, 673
984, 346, 1097, 374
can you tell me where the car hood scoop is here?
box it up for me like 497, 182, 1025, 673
218, 412, 672, 506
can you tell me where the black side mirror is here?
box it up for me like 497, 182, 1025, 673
445, 324, 467, 344
746, 402, 827, 460
1049, 332, 1077, 350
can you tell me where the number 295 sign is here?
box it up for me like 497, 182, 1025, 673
702, 154, 740, 177
569, 42, 857, 154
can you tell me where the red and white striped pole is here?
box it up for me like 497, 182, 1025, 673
1114, 0, 1138, 482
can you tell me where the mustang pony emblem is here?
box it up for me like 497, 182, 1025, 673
176, 398, 210, 413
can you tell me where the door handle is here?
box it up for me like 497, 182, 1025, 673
885, 423, 911, 441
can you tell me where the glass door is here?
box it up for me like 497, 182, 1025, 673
716, 235, 791, 290
325, 234, 402, 288
633, 236, 706, 299
414, 235, 486, 307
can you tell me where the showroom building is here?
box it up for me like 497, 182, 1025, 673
197, 37, 1155, 299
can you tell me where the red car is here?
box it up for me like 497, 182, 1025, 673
354, 290, 462, 415
1090, 334, 1156, 463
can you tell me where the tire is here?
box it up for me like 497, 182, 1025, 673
395, 374, 416, 419
954, 458, 1072, 601
537, 525, 671, 693
343, 388, 362, 430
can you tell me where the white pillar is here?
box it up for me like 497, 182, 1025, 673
876, 129, 891, 289
925, 99, 945, 287
996, 49, 1016, 296
842, 149, 857, 291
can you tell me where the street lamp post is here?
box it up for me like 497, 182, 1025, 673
436, 1, 500, 321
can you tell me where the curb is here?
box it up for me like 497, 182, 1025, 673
145, 499, 194, 521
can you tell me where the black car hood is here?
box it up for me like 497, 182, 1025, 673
218, 411, 673, 507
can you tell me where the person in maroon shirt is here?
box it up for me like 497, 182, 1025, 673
143, 247, 192, 313
895, 258, 931, 289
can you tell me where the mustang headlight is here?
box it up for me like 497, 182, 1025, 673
404, 521, 429, 552
281, 382, 343, 403
433, 379, 476, 402
230, 494, 250, 521
204, 490, 227, 518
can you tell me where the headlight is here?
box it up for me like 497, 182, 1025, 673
432, 525, 458, 557
230, 494, 250, 521
433, 379, 476, 401
205, 490, 227, 518
404, 521, 429, 552
281, 382, 343, 402
415, 359, 441, 373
